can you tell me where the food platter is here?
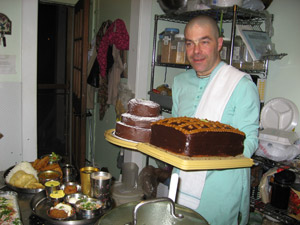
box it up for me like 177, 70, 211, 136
105, 129, 254, 170
0, 191, 22, 225
30, 190, 104, 225
3, 166, 44, 194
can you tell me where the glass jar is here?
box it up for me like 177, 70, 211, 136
161, 28, 179, 63
220, 38, 230, 63
232, 35, 243, 63
170, 34, 186, 64
157, 33, 164, 63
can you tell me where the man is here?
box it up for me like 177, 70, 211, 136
171, 15, 260, 225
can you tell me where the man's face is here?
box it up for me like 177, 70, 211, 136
185, 23, 223, 77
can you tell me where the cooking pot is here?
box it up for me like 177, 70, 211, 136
96, 197, 208, 225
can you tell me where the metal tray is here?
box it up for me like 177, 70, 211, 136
3, 166, 44, 194
30, 190, 103, 225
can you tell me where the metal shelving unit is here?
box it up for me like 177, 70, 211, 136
149, 5, 287, 112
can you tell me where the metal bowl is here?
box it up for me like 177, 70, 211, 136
38, 170, 61, 185
75, 197, 103, 219
47, 203, 76, 220
49, 189, 65, 205
60, 182, 81, 195
64, 193, 88, 207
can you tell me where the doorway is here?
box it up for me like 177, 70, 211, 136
37, 3, 69, 159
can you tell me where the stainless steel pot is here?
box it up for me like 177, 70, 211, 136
96, 197, 208, 225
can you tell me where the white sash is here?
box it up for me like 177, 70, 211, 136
177, 64, 247, 209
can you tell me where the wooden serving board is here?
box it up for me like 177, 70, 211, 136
104, 129, 254, 170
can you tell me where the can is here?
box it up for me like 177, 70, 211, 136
80, 167, 100, 197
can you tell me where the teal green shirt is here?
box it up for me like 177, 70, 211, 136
172, 62, 260, 225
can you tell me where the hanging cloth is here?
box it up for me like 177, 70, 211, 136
177, 64, 247, 209
97, 19, 129, 77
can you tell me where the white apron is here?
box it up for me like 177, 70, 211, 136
176, 64, 248, 209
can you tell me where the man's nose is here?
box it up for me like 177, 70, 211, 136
193, 43, 202, 54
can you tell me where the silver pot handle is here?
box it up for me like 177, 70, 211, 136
125, 197, 184, 225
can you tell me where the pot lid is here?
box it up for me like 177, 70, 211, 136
260, 97, 299, 131
96, 198, 208, 225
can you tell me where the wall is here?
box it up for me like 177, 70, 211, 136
0, 0, 38, 170
265, 0, 300, 133
91, 0, 131, 179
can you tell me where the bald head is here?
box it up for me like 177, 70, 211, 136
185, 15, 220, 40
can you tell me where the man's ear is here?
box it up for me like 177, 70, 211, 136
218, 37, 223, 51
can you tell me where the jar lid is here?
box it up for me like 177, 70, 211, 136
164, 28, 179, 34
274, 170, 296, 185
175, 34, 185, 39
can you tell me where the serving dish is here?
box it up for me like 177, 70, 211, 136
65, 193, 88, 207
75, 197, 103, 219
3, 166, 44, 194
61, 182, 81, 195
30, 190, 104, 224
0, 191, 22, 225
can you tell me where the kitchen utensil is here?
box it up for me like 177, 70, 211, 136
96, 197, 208, 225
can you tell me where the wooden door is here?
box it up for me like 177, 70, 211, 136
71, 0, 90, 170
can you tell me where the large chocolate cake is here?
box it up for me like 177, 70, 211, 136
115, 99, 163, 143
150, 117, 245, 157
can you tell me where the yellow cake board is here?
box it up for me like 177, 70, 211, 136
104, 129, 254, 170
104, 129, 139, 149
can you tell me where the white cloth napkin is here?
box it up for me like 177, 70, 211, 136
176, 64, 246, 209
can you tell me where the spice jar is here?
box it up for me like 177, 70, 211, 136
170, 34, 186, 64
161, 28, 179, 63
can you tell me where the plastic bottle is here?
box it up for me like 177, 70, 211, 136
161, 28, 179, 63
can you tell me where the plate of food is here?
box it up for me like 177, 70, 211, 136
0, 191, 22, 225
4, 153, 63, 194
4, 162, 45, 194
31, 191, 104, 224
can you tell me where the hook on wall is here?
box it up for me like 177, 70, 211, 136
0, 13, 12, 47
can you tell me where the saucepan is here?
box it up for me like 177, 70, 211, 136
95, 197, 208, 225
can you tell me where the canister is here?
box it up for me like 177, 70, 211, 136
270, 170, 295, 209
161, 28, 179, 63
170, 34, 186, 64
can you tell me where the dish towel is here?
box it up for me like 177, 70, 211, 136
176, 64, 248, 209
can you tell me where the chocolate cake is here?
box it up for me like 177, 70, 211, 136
115, 99, 163, 143
150, 117, 245, 157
